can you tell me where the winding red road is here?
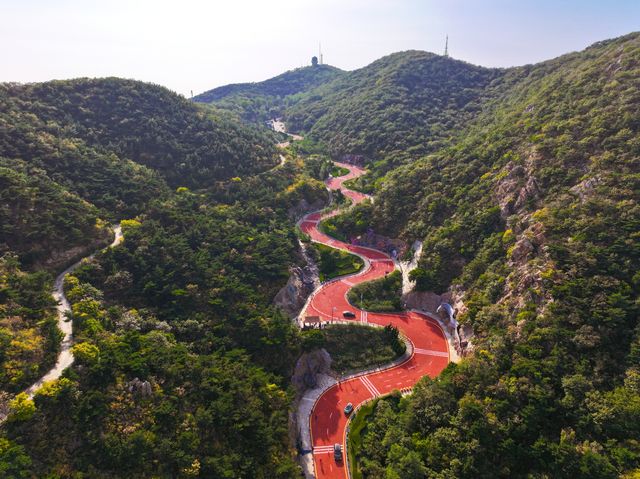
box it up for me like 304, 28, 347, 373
300, 162, 450, 479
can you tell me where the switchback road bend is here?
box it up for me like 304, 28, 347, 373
299, 162, 450, 479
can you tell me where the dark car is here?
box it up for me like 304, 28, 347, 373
344, 402, 354, 415
334, 443, 343, 461
342, 311, 356, 318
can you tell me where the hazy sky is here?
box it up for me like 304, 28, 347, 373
2, 0, 638, 97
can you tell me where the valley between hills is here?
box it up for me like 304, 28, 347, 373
0, 31, 639, 479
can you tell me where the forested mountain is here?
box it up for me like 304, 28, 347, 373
0, 78, 327, 477
0, 78, 281, 268
194, 64, 345, 124
1, 78, 278, 193
333, 32, 640, 478
1, 164, 323, 476
1, 29, 639, 479
285, 51, 502, 160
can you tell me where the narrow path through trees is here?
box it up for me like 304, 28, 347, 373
1, 225, 122, 424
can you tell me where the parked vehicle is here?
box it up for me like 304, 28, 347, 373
344, 402, 354, 415
342, 310, 356, 318
334, 443, 343, 461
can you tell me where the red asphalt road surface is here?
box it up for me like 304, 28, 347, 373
300, 162, 450, 479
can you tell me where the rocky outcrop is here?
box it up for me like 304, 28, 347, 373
499, 212, 554, 311
127, 377, 153, 397
351, 231, 407, 258
570, 175, 603, 202
495, 161, 541, 220
287, 198, 326, 221
291, 349, 333, 395
274, 265, 318, 318
274, 241, 320, 318
34, 227, 112, 273
402, 290, 450, 314
0, 391, 11, 423
510, 237, 534, 263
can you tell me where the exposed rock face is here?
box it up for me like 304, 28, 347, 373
495, 161, 541, 220
499, 212, 553, 310
351, 231, 407, 258
287, 198, 326, 221
402, 290, 450, 314
274, 265, 318, 318
35, 228, 112, 272
570, 175, 603, 202
291, 349, 333, 395
274, 239, 320, 318
127, 377, 153, 397
0, 391, 11, 423
399, 240, 423, 295
510, 237, 534, 263
457, 323, 474, 352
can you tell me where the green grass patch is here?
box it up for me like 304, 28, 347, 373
318, 218, 348, 242
331, 165, 350, 177
318, 201, 373, 243
348, 270, 403, 312
343, 177, 374, 194
347, 399, 377, 479
311, 243, 364, 281
306, 323, 405, 374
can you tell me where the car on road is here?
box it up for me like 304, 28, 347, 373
344, 402, 354, 415
342, 310, 356, 318
334, 443, 343, 461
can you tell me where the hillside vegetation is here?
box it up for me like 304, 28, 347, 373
347, 32, 640, 478
0, 78, 281, 267
1, 78, 278, 192
195, 64, 344, 124
0, 78, 330, 477
286, 51, 502, 162
0, 257, 60, 395
1, 31, 639, 479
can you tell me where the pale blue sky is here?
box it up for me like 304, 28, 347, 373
1, 0, 638, 97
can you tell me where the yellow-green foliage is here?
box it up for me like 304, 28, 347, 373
8, 392, 36, 422
71, 342, 100, 365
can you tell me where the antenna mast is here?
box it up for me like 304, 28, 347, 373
444, 35, 449, 57
319, 42, 323, 65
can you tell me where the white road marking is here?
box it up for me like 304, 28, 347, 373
360, 375, 381, 397
313, 445, 335, 453
414, 348, 449, 357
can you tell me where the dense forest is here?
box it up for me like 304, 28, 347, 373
0, 78, 330, 477
335, 32, 640, 478
285, 51, 502, 162
1, 30, 639, 479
